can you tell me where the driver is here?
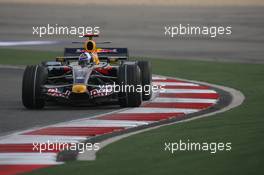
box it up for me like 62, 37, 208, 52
78, 52, 92, 66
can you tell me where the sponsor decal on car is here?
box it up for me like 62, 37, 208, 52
90, 86, 114, 98
47, 88, 71, 98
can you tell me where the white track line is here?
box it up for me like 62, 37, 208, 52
160, 89, 217, 94
0, 153, 62, 165
152, 97, 217, 103
0, 135, 87, 144
152, 77, 167, 80
119, 107, 198, 114
153, 82, 200, 86
53, 119, 150, 128
0, 41, 58, 46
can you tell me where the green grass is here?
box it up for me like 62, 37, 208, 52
0, 49, 263, 175
0, 48, 60, 65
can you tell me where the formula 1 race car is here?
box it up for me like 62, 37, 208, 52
22, 34, 152, 109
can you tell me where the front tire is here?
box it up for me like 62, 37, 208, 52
118, 63, 142, 107
22, 65, 47, 109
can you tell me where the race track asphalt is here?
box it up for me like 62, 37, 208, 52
0, 67, 120, 135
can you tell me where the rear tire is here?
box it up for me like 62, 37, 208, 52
22, 65, 47, 109
118, 63, 142, 107
137, 60, 152, 100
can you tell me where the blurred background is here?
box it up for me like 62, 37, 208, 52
0, 0, 263, 63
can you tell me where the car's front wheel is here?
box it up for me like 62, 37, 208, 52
22, 65, 47, 109
118, 63, 142, 107
137, 60, 152, 101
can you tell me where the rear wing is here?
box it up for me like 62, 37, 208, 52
63, 47, 129, 60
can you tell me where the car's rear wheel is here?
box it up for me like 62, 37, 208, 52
118, 63, 142, 107
137, 60, 152, 100
22, 65, 47, 109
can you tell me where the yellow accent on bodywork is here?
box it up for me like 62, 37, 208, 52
92, 52, 100, 65
56, 57, 65, 62
72, 84, 87, 93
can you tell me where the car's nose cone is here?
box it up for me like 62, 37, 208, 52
72, 84, 87, 93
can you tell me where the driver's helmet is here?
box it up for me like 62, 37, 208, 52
78, 52, 92, 66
